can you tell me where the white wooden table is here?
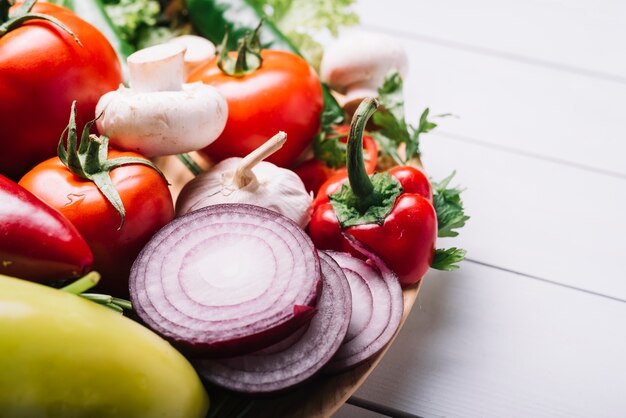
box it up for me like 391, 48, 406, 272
335, 1, 626, 416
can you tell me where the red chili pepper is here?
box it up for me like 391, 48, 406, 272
293, 125, 378, 195
313, 165, 432, 208
0, 174, 93, 282
308, 98, 437, 286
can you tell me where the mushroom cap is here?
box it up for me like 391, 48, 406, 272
320, 31, 408, 99
168, 35, 216, 76
96, 82, 228, 157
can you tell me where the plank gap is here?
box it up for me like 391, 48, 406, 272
465, 259, 626, 304
347, 397, 424, 418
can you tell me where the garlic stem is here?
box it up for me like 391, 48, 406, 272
128, 43, 186, 92
234, 131, 287, 188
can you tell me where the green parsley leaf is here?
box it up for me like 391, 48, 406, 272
432, 171, 470, 238
313, 131, 347, 169
372, 71, 441, 163
321, 85, 346, 128
431, 247, 466, 271
377, 71, 405, 122
369, 131, 403, 166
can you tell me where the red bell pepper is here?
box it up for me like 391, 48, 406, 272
0, 174, 93, 282
293, 125, 378, 195
308, 98, 437, 286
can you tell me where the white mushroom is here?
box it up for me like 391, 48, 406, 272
176, 132, 313, 228
320, 31, 408, 104
96, 43, 228, 157
167, 35, 216, 77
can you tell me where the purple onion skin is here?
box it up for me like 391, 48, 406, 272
181, 304, 319, 358
194, 251, 352, 394
324, 248, 404, 374
129, 203, 321, 357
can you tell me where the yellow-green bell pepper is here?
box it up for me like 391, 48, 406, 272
0, 274, 209, 418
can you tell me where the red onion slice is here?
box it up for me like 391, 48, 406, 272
325, 247, 403, 373
129, 204, 321, 356
195, 251, 352, 394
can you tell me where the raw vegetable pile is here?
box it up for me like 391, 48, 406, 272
0, 0, 469, 416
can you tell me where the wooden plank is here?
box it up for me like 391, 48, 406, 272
350, 31, 626, 177
352, 263, 626, 418
419, 134, 626, 299
354, 0, 626, 80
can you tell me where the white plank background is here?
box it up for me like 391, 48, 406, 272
335, 0, 626, 416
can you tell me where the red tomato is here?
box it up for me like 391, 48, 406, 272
188, 50, 323, 167
0, 2, 122, 180
294, 125, 379, 194
19, 151, 174, 297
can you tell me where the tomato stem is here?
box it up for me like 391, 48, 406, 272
58, 101, 168, 229
347, 98, 379, 209
217, 20, 263, 77
0, 0, 81, 43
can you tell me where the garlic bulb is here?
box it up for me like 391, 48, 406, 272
176, 132, 313, 228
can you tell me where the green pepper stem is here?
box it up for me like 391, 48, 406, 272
347, 97, 380, 207
60, 272, 101, 295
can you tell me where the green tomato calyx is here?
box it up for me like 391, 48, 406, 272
0, 0, 81, 43
217, 19, 263, 77
57, 101, 168, 230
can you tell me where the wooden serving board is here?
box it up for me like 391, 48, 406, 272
156, 154, 423, 418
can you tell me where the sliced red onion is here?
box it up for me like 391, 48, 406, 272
195, 251, 352, 393
324, 246, 403, 373
129, 204, 321, 356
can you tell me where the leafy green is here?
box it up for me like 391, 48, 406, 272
136, 25, 175, 50
248, 0, 359, 69
432, 171, 469, 238
330, 173, 403, 228
313, 131, 347, 169
431, 248, 466, 271
321, 84, 346, 127
372, 71, 442, 164
103, 0, 163, 48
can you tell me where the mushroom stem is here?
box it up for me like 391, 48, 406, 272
127, 43, 186, 92
234, 132, 287, 188
342, 82, 380, 104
